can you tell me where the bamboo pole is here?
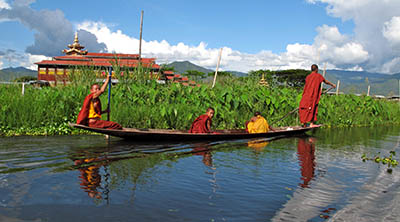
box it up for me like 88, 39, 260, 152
139, 10, 144, 62
367, 85, 370, 97
212, 48, 223, 88
321, 62, 327, 89
336, 80, 340, 95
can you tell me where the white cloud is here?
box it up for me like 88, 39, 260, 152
306, 0, 400, 73
77, 21, 368, 72
0, 0, 10, 9
0, 49, 50, 70
381, 57, 400, 73
5, 0, 400, 74
383, 16, 400, 49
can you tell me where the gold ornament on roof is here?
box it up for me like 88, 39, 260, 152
62, 32, 88, 55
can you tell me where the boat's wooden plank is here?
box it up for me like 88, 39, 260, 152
68, 123, 318, 141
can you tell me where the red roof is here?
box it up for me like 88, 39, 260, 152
164, 71, 174, 75
35, 52, 159, 69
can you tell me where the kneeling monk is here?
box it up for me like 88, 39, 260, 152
189, 107, 215, 133
246, 111, 272, 133
76, 74, 122, 130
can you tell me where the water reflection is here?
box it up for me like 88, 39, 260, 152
191, 143, 213, 167
1, 126, 399, 221
74, 156, 104, 199
247, 139, 269, 152
297, 137, 316, 188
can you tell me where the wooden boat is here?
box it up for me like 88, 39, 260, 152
69, 123, 319, 142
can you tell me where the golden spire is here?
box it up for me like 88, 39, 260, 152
259, 73, 269, 87
62, 32, 88, 56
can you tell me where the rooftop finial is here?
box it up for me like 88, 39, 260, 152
62, 32, 88, 56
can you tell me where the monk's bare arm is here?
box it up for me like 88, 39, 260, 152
93, 75, 110, 99
323, 79, 336, 88
207, 120, 212, 132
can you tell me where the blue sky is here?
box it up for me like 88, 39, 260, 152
0, 0, 399, 73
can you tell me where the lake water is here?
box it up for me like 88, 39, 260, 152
0, 126, 399, 222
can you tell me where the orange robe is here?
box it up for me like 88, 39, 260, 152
76, 93, 122, 129
189, 114, 212, 133
299, 72, 325, 124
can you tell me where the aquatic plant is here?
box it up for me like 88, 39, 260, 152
362, 151, 399, 173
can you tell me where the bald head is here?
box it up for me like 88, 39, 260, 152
311, 64, 318, 72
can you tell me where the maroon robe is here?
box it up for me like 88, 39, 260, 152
189, 114, 212, 133
297, 138, 315, 188
299, 72, 325, 124
76, 93, 122, 129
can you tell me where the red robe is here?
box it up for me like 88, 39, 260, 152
299, 72, 325, 124
76, 93, 122, 129
189, 114, 212, 133
297, 138, 315, 188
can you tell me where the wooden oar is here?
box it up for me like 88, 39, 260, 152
107, 67, 112, 121
270, 86, 334, 126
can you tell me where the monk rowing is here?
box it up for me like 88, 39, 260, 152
189, 107, 215, 133
299, 64, 336, 127
76, 73, 122, 129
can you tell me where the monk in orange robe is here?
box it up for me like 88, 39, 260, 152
299, 64, 336, 127
189, 107, 215, 133
76, 74, 122, 129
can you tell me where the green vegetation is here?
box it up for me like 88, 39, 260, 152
0, 66, 399, 136
362, 151, 399, 173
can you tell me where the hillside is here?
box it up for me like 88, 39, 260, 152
166, 61, 247, 76
324, 70, 400, 96
0, 67, 36, 82
166, 61, 213, 74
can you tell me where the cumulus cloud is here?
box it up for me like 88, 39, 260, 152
307, 0, 400, 73
0, 48, 49, 69
0, 0, 106, 57
1, 0, 400, 74
78, 21, 368, 72
0, 0, 10, 9
383, 16, 400, 49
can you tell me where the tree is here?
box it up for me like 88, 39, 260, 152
247, 69, 308, 88
207, 71, 233, 77
13, 76, 37, 82
185, 70, 206, 80
160, 64, 175, 72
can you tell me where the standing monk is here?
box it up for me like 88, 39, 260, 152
299, 64, 336, 127
189, 107, 215, 133
76, 73, 122, 129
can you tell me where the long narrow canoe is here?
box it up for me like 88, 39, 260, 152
69, 123, 319, 142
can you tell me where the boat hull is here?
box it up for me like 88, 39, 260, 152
69, 123, 318, 142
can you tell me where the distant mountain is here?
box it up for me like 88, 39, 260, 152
166, 61, 213, 74
0, 67, 37, 82
323, 70, 400, 96
166, 61, 248, 77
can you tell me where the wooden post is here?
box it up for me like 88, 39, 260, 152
321, 62, 326, 89
212, 48, 223, 88
22, 83, 25, 96
367, 85, 370, 96
336, 80, 340, 95
139, 10, 144, 62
